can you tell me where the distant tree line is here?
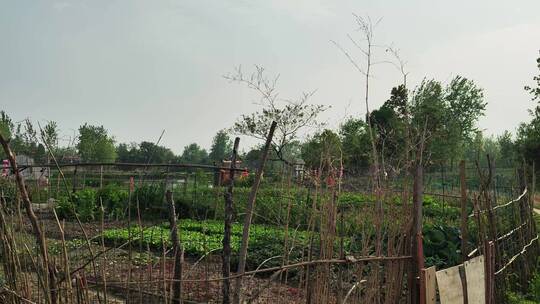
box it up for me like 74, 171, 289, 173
1, 53, 539, 173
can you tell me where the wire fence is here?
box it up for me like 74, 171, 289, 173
0, 152, 538, 303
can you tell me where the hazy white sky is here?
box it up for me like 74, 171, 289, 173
1, 1, 540, 153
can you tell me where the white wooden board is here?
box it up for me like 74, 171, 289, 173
436, 265, 464, 304
424, 266, 437, 304
464, 255, 485, 303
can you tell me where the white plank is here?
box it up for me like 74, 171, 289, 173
436, 265, 464, 304
464, 255, 485, 303
424, 266, 437, 304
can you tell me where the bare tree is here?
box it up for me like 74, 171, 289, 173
332, 15, 386, 182
225, 65, 328, 165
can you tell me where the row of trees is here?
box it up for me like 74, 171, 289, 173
0, 116, 234, 166
1, 53, 539, 172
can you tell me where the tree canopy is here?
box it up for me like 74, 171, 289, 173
517, 54, 540, 167
77, 124, 117, 162
116, 141, 178, 164
208, 130, 232, 164
180, 143, 209, 164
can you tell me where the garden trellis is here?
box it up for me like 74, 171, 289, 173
0, 129, 538, 303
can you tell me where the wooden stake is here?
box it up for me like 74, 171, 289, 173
222, 137, 240, 304
166, 190, 183, 304
0, 133, 55, 304
233, 121, 277, 304
412, 163, 424, 304
460, 160, 468, 263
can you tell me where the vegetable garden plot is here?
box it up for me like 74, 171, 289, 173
2, 155, 535, 303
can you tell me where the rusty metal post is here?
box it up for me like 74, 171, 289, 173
412, 163, 425, 304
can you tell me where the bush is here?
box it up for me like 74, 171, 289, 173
74, 189, 98, 221
133, 184, 164, 213
529, 268, 540, 302
55, 195, 75, 219
98, 184, 129, 220
55, 189, 98, 221
423, 223, 461, 268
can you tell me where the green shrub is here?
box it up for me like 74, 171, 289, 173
74, 189, 98, 221
506, 292, 537, 304
55, 195, 76, 219
529, 270, 540, 301
423, 223, 461, 268
55, 189, 98, 221
134, 184, 164, 213
98, 184, 128, 220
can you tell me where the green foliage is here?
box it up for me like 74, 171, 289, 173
506, 292, 537, 304
423, 195, 460, 222
411, 76, 486, 163
524, 55, 540, 102
519, 54, 540, 179
0, 179, 17, 205
77, 124, 117, 162
339, 118, 371, 170
516, 57, 540, 168
423, 223, 461, 268
180, 143, 208, 164
0, 110, 14, 139
41, 121, 59, 151
338, 192, 374, 207
74, 189, 98, 221
209, 130, 232, 163
134, 183, 164, 213
117, 141, 178, 164
369, 85, 409, 164
102, 219, 309, 269
55, 195, 76, 220
505, 259, 540, 303
98, 184, 129, 220
228, 66, 327, 164
48, 238, 86, 255
0, 116, 47, 162
498, 131, 516, 167
301, 129, 342, 169
56, 188, 122, 221
530, 271, 540, 301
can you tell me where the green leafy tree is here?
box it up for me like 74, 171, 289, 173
77, 124, 117, 162
497, 131, 516, 166
462, 131, 501, 166
116, 143, 134, 162
410, 76, 486, 164
339, 117, 371, 170
301, 129, 342, 169
517, 53, 540, 167
525, 54, 540, 102
0, 111, 14, 158
41, 121, 59, 152
180, 143, 208, 164
208, 130, 232, 164
138, 141, 177, 163
369, 85, 409, 167
0, 111, 14, 139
